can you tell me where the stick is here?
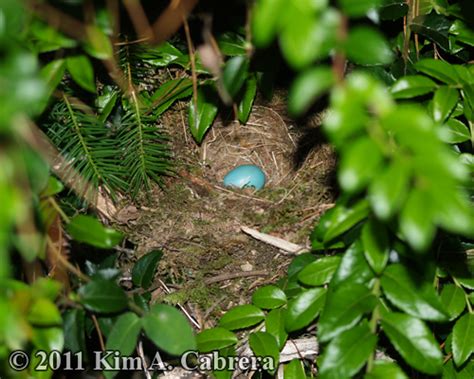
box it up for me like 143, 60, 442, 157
241, 226, 307, 255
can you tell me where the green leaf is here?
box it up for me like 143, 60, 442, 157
338, 0, 384, 17
433, 86, 459, 123
63, 309, 86, 353
40, 177, 64, 197
323, 200, 370, 243
66, 55, 96, 93
78, 279, 128, 313
362, 220, 389, 275
442, 359, 474, 379
381, 312, 443, 375
104, 312, 142, 379
450, 20, 474, 47
188, 85, 219, 143
219, 304, 265, 330
414, 59, 459, 84
369, 158, 410, 220
338, 137, 383, 193
284, 359, 307, 379
151, 78, 193, 116
319, 320, 377, 379
84, 25, 113, 60
196, 327, 238, 352
332, 241, 375, 287
285, 287, 326, 332
222, 56, 249, 98
346, 26, 394, 66
410, 13, 452, 52
318, 283, 376, 342
452, 312, 474, 366
280, 9, 339, 69
252, 285, 287, 309
67, 215, 123, 249
391, 75, 437, 99
142, 304, 196, 355
132, 250, 163, 289
218, 32, 247, 56
238, 73, 257, 124
442, 118, 471, 143
288, 66, 334, 116
38, 59, 66, 113
399, 189, 436, 252
378, 0, 408, 20
248, 332, 279, 375
364, 360, 408, 379
252, 0, 285, 47
265, 308, 288, 349
381, 264, 448, 321
440, 284, 465, 320
28, 298, 62, 326
298, 256, 341, 286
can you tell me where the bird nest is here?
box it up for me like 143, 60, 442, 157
202, 106, 296, 187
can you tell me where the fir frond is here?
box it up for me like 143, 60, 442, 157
47, 96, 127, 198
118, 92, 172, 199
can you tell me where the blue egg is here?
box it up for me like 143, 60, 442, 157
223, 165, 266, 190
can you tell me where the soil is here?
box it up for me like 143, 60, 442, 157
114, 92, 336, 329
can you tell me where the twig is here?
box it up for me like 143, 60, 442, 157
241, 226, 307, 255
137, 340, 152, 379
91, 314, 106, 351
205, 270, 268, 284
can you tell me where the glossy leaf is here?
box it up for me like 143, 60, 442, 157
222, 56, 249, 98
346, 27, 394, 66
103, 313, 141, 379
452, 312, 474, 366
67, 215, 123, 249
381, 312, 443, 375
218, 32, 247, 56
66, 55, 96, 93
196, 327, 238, 352
364, 360, 408, 379
63, 309, 86, 353
362, 220, 389, 275
151, 78, 193, 116
238, 73, 257, 124
442, 118, 471, 143
381, 264, 447, 321
391, 75, 437, 99
410, 13, 452, 52
319, 320, 377, 379
219, 304, 265, 330
323, 200, 370, 243
38, 59, 66, 113
284, 359, 307, 379
249, 332, 279, 374
378, 0, 408, 20
332, 241, 375, 287
298, 256, 341, 286
440, 284, 465, 321
265, 308, 288, 349
338, 137, 383, 193
132, 250, 163, 289
318, 283, 377, 342
78, 279, 128, 313
188, 85, 219, 143
414, 59, 459, 84
433, 86, 459, 123
252, 285, 287, 309
285, 287, 326, 332
288, 66, 334, 116
142, 304, 196, 355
